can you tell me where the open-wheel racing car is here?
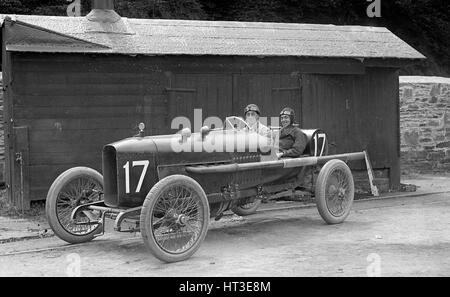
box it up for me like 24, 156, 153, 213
46, 116, 367, 263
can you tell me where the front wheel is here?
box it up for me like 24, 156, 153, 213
315, 159, 354, 224
45, 167, 103, 244
140, 175, 210, 263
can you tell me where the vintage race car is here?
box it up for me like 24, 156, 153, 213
45, 116, 366, 263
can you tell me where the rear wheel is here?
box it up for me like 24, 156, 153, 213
231, 198, 261, 216
140, 175, 210, 263
315, 159, 354, 224
45, 167, 103, 244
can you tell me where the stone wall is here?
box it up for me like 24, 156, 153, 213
400, 76, 450, 174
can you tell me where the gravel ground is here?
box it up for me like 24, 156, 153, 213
0, 192, 449, 277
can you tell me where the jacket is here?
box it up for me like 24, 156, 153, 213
278, 125, 307, 158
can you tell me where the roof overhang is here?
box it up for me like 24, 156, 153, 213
1, 16, 110, 54
1, 14, 426, 64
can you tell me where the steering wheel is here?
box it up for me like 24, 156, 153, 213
225, 116, 250, 131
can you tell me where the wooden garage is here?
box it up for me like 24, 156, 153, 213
0, 3, 424, 209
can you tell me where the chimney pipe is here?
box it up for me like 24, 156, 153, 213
92, 0, 114, 10
87, 0, 120, 23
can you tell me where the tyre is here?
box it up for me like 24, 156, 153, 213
315, 159, 354, 224
231, 199, 261, 216
140, 175, 210, 263
45, 167, 103, 244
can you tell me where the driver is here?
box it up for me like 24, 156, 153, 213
244, 104, 270, 137
276, 107, 307, 158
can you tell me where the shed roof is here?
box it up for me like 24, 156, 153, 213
1, 14, 425, 60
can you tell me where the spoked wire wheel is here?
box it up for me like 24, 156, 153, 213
46, 167, 103, 243
231, 198, 261, 216
315, 159, 354, 224
140, 175, 210, 263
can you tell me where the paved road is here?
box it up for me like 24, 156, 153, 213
0, 193, 449, 277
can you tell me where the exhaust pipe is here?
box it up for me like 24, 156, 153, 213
185, 152, 366, 174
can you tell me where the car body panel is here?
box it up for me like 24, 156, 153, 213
102, 126, 327, 208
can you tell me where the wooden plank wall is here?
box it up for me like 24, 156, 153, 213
2, 30, 15, 205
166, 73, 233, 130
302, 68, 400, 188
11, 54, 157, 201
0, 75, 4, 183
7, 53, 399, 203
232, 73, 301, 122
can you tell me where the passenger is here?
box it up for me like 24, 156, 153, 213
276, 107, 307, 158
243, 104, 271, 137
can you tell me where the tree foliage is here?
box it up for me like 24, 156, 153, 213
0, 0, 448, 75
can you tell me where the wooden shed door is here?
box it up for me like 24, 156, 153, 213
301, 74, 353, 154
166, 74, 233, 131
166, 73, 301, 130
232, 73, 302, 126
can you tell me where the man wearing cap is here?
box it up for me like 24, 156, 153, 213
276, 107, 307, 158
243, 104, 270, 137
